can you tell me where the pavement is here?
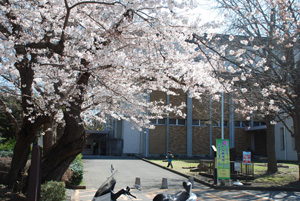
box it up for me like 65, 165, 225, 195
66, 155, 300, 201
66, 156, 211, 201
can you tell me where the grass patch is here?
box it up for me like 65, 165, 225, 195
149, 159, 202, 177
148, 159, 299, 187
253, 163, 298, 186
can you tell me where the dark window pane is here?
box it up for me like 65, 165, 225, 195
178, 119, 186, 125
150, 119, 156, 124
169, 119, 176, 125
242, 121, 250, 127
200, 120, 209, 126
192, 119, 199, 125
157, 119, 166, 125
235, 121, 241, 127
253, 122, 260, 126
223, 121, 228, 127
212, 121, 219, 126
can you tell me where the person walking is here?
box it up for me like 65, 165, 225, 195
166, 151, 174, 168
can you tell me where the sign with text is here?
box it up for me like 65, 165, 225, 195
216, 139, 230, 180
243, 151, 251, 164
234, 162, 240, 171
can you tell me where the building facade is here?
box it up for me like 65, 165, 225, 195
274, 117, 297, 161
146, 90, 266, 159
81, 90, 296, 162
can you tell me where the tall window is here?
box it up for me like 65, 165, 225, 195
280, 127, 285, 151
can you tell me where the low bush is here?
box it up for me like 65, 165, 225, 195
40, 180, 66, 201
0, 138, 16, 151
0, 138, 15, 157
0, 150, 13, 157
69, 154, 83, 185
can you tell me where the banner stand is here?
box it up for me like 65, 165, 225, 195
216, 139, 231, 186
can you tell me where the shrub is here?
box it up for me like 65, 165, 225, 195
0, 150, 14, 157
0, 138, 16, 151
69, 154, 83, 185
40, 180, 66, 201
0, 138, 15, 157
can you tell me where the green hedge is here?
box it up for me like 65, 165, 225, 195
69, 154, 83, 185
40, 181, 66, 201
0, 137, 15, 157
0, 137, 16, 151
0, 150, 14, 157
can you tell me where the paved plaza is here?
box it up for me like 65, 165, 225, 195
66, 156, 300, 201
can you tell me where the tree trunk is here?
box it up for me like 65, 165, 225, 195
41, 114, 86, 182
0, 98, 20, 140
7, 121, 45, 188
265, 115, 278, 173
41, 71, 90, 182
7, 56, 50, 188
293, 109, 300, 181
43, 122, 54, 156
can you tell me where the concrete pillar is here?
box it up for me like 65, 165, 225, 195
145, 93, 150, 157
134, 177, 141, 189
187, 91, 193, 157
166, 94, 170, 153
188, 177, 194, 188
229, 92, 235, 149
161, 178, 168, 189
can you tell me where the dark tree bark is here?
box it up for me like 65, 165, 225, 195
43, 122, 54, 156
41, 113, 86, 182
0, 98, 20, 140
7, 56, 51, 188
265, 115, 278, 173
293, 108, 300, 181
41, 72, 90, 182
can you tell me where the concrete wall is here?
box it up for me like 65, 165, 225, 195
275, 118, 297, 161
122, 121, 142, 154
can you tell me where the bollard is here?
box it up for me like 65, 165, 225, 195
161, 178, 168, 189
188, 176, 194, 188
134, 177, 141, 189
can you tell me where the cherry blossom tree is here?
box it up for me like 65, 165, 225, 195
188, 0, 300, 178
0, 0, 224, 188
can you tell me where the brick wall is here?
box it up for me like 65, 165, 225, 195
149, 126, 166, 154
169, 89, 187, 118
192, 127, 210, 155
148, 90, 261, 157
150, 91, 167, 102
192, 94, 230, 121
234, 128, 252, 158
169, 126, 187, 155
192, 127, 230, 156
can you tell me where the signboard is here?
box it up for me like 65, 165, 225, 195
243, 151, 251, 164
234, 162, 240, 171
216, 139, 230, 180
